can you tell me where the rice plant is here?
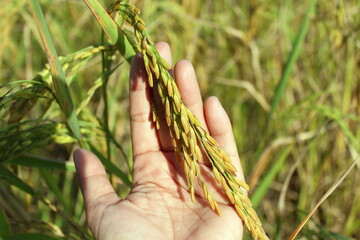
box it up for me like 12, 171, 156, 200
0, 0, 359, 239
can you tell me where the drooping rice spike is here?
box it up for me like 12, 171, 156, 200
114, 3, 268, 239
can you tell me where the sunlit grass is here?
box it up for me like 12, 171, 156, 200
0, 0, 359, 239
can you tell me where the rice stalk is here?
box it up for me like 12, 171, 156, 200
288, 159, 358, 240
110, 2, 268, 239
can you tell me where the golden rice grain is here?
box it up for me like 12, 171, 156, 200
114, 3, 269, 239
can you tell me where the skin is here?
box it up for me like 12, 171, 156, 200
73, 42, 244, 240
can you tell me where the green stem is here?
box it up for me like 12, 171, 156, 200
266, 0, 317, 123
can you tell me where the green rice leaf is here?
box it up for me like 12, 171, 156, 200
89, 144, 132, 186
0, 165, 35, 195
251, 145, 293, 208
83, 0, 135, 63
9, 155, 75, 171
315, 105, 358, 150
29, 0, 81, 140
266, 0, 317, 122
0, 208, 12, 237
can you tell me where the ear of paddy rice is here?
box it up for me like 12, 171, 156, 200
112, 2, 268, 239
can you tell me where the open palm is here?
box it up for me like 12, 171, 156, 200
74, 42, 244, 240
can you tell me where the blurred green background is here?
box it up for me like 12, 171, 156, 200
0, 0, 359, 239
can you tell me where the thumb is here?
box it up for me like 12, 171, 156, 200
73, 149, 119, 217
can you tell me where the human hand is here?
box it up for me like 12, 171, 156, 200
74, 42, 244, 240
